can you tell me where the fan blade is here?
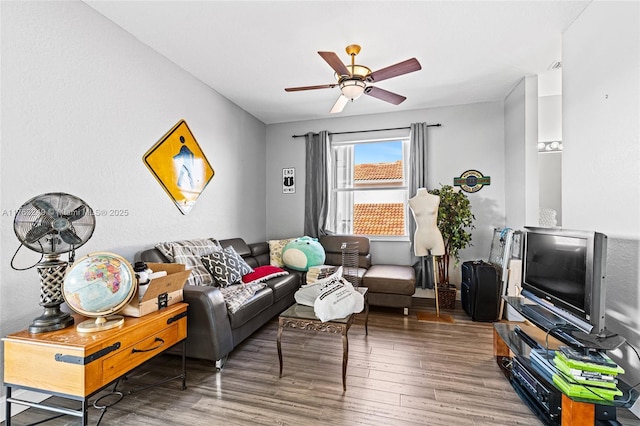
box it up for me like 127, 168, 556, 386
285, 84, 338, 92
64, 205, 87, 222
25, 224, 54, 244
318, 51, 350, 76
32, 199, 59, 219
60, 229, 82, 246
368, 58, 421, 83
364, 86, 406, 105
330, 95, 349, 114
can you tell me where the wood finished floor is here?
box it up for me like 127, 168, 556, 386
4, 299, 640, 426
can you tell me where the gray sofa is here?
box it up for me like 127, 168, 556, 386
319, 235, 417, 315
138, 238, 303, 367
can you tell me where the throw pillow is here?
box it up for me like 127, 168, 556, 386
201, 246, 254, 287
241, 265, 289, 285
267, 237, 296, 267
155, 238, 222, 286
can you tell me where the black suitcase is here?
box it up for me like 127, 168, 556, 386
461, 260, 502, 322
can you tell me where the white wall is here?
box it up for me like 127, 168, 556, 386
504, 76, 539, 230
266, 101, 506, 282
563, 0, 640, 385
0, 0, 267, 392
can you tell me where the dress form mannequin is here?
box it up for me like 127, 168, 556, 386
409, 188, 446, 316
408, 188, 445, 257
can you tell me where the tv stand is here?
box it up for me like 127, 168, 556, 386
494, 297, 638, 426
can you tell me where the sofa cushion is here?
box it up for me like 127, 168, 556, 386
268, 238, 296, 267
227, 286, 274, 329
201, 246, 254, 287
263, 273, 301, 303
155, 238, 222, 286
362, 264, 416, 295
242, 265, 288, 285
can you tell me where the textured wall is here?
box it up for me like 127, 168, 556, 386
266, 101, 507, 274
0, 0, 267, 392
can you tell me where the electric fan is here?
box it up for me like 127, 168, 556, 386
13, 192, 96, 333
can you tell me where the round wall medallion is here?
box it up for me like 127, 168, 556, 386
453, 170, 491, 193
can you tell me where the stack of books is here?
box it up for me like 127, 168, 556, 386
551, 346, 625, 401
306, 265, 337, 283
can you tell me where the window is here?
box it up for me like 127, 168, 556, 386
327, 137, 409, 238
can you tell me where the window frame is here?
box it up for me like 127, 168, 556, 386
327, 135, 411, 241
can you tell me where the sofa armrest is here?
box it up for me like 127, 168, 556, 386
182, 285, 234, 363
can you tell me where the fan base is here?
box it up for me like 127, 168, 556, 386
76, 315, 124, 333
28, 308, 74, 334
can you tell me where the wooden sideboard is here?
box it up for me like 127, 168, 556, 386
3, 302, 188, 425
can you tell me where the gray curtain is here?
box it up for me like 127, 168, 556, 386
304, 131, 330, 238
408, 122, 435, 289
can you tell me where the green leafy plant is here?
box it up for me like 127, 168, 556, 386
428, 184, 475, 286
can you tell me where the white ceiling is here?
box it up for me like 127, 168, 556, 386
84, 1, 588, 125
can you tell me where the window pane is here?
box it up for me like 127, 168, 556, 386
353, 189, 406, 236
329, 139, 408, 237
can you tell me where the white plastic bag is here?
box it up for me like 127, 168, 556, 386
313, 273, 364, 322
294, 267, 343, 307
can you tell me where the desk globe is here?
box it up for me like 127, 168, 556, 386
63, 252, 136, 332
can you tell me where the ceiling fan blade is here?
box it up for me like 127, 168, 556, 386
364, 86, 407, 105
330, 95, 349, 114
285, 84, 338, 92
318, 51, 350, 76
25, 224, 54, 244
368, 58, 421, 83
60, 229, 82, 246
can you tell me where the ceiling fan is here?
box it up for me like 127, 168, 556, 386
285, 44, 421, 114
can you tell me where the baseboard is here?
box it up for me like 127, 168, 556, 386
0, 389, 50, 422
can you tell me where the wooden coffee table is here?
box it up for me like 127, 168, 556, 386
277, 287, 368, 391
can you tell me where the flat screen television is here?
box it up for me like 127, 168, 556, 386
521, 227, 607, 336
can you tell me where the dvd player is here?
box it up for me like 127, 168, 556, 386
511, 357, 562, 421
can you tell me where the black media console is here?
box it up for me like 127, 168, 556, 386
494, 297, 637, 426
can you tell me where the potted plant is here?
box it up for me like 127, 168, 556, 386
428, 184, 475, 308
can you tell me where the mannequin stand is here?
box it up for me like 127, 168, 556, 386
432, 253, 440, 317
415, 253, 455, 324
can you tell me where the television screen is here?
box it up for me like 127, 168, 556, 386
521, 227, 607, 336
524, 233, 587, 313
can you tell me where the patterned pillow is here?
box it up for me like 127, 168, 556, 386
201, 246, 254, 287
155, 238, 222, 286
268, 238, 296, 267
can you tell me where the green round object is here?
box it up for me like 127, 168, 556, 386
63, 252, 136, 318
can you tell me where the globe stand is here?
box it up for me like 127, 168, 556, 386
76, 315, 124, 333
29, 257, 74, 334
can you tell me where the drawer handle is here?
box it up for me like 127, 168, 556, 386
132, 337, 165, 353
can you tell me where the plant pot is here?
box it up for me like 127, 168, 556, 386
437, 285, 457, 310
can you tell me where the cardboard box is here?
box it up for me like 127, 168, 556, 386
122, 263, 191, 317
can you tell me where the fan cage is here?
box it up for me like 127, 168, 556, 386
13, 192, 96, 255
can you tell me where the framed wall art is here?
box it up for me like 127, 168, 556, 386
282, 167, 295, 193
143, 119, 215, 215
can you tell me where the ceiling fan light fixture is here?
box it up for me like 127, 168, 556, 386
339, 79, 366, 100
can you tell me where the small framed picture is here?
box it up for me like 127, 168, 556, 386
282, 168, 295, 194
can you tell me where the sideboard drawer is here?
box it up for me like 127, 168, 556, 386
102, 320, 185, 383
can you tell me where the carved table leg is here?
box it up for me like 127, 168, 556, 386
277, 319, 284, 378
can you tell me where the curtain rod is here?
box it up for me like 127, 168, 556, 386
291, 123, 441, 138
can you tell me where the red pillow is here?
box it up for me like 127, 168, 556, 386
242, 265, 288, 285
